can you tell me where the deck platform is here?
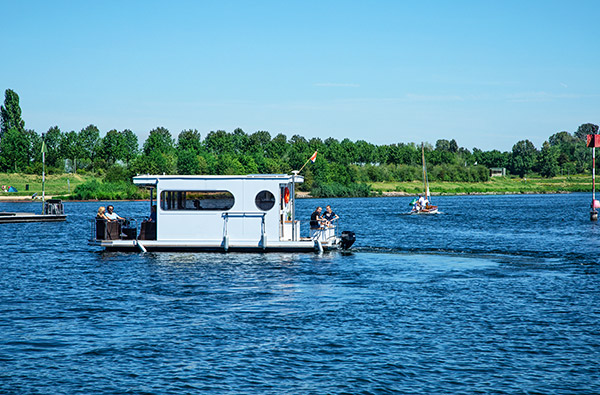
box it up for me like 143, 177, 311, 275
0, 212, 67, 223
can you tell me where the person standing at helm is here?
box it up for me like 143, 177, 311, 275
310, 206, 324, 229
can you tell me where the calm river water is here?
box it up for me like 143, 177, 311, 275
0, 193, 599, 394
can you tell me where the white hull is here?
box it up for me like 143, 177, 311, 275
89, 237, 341, 252
410, 208, 439, 215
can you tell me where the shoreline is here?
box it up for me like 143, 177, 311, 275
297, 190, 576, 198
0, 189, 580, 202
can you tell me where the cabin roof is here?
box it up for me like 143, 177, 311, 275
132, 174, 304, 186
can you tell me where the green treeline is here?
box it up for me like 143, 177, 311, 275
1, 89, 598, 198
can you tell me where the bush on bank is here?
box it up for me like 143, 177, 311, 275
311, 182, 372, 198
71, 180, 145, 200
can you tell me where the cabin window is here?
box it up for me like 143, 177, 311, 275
255, 190, 275, 211
160, 191, 235, 211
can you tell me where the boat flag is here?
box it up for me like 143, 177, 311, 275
297, 150, 318, 174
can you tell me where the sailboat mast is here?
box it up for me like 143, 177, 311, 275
421, 143, 427, 198
421, 143, 431, 202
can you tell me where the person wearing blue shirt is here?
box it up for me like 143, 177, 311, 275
322, 205, 339, 225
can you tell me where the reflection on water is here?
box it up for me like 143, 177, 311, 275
0, 194, 599, 393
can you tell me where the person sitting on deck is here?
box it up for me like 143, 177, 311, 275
322, 205, 339, 226
97, 206, 109, 221
105, 205, 124, 222
148, 205, 157, 222
414, 195, 423, 211
310, 206, 325, 229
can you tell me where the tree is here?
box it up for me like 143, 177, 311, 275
130, 150, 176, 175
510, 139, 538, 177
204, 130, 233, 155
387, 143, 418, 165
341, 138, 358, 164
79, 125, 100, 166
549, 131, 576, 147
120, 129, 139, 164
0, 127, 30, 171
575, 123, 599, 141
473, 148, 509, 169
60, 130, 83, 172
435, 139, 451, 152
574, 144, 591, 173
538, 141, 559, 178
43, 126, 64, 168
247, 130, 271, 155
143, 127, 174, 156
231, 128, 249, 155
177, 149, 201, 175
98, 129, 125, 164
449, 139, 459, 153
324, 138, 347, 164
548, 131, 577, 167
177, 129, 203, 154
1, 89, 25, 139
26, 130, 42, 166
266, 133, 288, 159
355, 140, 376, 164
288, 135, 310, 169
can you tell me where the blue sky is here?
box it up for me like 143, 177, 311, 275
1, 1, 599, 151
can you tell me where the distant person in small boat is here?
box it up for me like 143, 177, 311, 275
310, 206, 325, 229
97, 206, 109, 221
414, 194, 424, 211
105, 205, 124, 222
322, 205, 339, 225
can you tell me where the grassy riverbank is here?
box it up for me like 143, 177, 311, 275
0, 173, 95, 197
0, 173, 593, 200
369, 174, 591, 195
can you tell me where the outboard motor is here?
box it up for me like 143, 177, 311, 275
340, 231, 356, 250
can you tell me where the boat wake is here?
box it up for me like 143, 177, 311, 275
350, 245, 600, 266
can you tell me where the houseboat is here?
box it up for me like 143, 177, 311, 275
89, 174, 355, 252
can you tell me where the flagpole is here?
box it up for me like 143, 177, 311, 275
41, 135, 46, 214
297, 150, 317, 174
291, 151, 317, 241
291, 170, 298, 241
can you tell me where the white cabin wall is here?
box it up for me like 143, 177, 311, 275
154, 177, 284, 243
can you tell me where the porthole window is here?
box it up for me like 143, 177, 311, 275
255, 190, 275, 211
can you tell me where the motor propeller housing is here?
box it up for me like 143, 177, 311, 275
340, 231, 356, 250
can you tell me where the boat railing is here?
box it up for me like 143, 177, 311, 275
90, 218, 139, 242
309, 219, 340, 242
44, 199, 64, 215
221, 211, 267, 250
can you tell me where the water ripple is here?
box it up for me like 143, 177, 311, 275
0, 196, 599, 393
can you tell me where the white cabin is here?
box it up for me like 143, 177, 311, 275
89, 174, 352, 252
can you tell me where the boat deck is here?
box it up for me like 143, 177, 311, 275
89, 237, 339, 252
0, 212, 67, 223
